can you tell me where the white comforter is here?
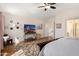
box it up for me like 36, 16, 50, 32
39, 38, 79, 56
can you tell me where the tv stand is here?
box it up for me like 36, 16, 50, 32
24, 33, 36, 41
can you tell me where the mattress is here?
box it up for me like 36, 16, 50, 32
39, 38, 79, 56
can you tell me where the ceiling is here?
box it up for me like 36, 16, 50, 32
0, 3, 79, 22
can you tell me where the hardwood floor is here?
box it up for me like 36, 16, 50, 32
1, 36, 54, 56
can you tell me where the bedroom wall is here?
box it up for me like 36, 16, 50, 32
46, 18, 66, 39
54, 18, 66, 39
54, 10, 79, 39
44, 19, 54, 38
47, 18, 79, 39
3, 12, 44, 43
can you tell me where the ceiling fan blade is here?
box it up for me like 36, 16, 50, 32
44, 3, 47, 5
50, 6, 56, 9
48, 3, 56, 5
38, 6, 45, 8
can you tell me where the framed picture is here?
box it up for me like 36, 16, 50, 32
37, 24, 42, 29
56, 23, 62, 29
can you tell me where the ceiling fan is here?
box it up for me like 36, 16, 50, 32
38, 3, 56, 11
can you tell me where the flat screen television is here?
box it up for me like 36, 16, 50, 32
24, 24, 36, 34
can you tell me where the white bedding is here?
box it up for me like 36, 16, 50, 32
39, 38, 79, 56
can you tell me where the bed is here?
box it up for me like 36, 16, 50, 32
39, 38, 79, 56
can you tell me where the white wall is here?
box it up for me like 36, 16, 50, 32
44, 16, 66, 39
3, 12, 44, 43
55, 18, 66, 39
44, 19, 54, 39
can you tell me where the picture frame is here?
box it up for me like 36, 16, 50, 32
37, 24, 42, 29
56, 23, 62, 29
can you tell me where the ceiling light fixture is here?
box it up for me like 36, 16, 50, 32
38, 3, 56, 11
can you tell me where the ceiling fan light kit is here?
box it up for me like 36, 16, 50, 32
44, 8, 47, 11
47, 3, 56, 5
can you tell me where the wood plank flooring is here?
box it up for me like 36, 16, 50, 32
1, 37, 53, 56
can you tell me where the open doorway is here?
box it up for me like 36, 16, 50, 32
66, 19, 79, 39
